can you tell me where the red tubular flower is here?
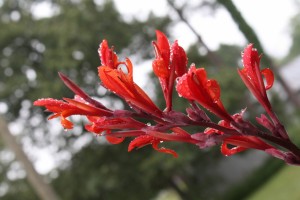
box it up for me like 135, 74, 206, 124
221, 135, 273, 156
85, 116, 146, 144
98, 40, 162, 117
128, 135, 178, 157
152, 30, 187, 111
176, 65, 232, 121
85, 116, 146, 133
34, 97, 113, 129
128, 129, 198, 158
238, 44, 274, 111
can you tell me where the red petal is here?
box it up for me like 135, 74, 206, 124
61, 116, 74, 129
221, 135, 273, 156
206, 79, 221, 103
261, 68, 274, 90
171, 41, 187, 77
194, 68, 208, 85
148, 130, 197, 144
242, 43, 260, 71
63, 98, 112, 117
152, 58, 169, 78
99, 65, 162, 116
34, 98, 76, 113
176, 69, 193, 99
155, 30, 170, 65
98, 66, 133, 98
221, 142, 247, 156
105, 130, 125, 144
34, 98, 70, 108
85, 124, 103, 134
99, 40, 118, 69
128, 135, 153, 151
152, 141, 178, 158
171, 127, 190, 137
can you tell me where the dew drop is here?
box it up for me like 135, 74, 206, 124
146, 122, 151, 126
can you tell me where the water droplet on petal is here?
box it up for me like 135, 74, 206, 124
147, 122, 151, 126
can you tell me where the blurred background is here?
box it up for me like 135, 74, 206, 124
0, 0, 300, 199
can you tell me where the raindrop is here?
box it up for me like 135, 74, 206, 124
146, 122, 151, 126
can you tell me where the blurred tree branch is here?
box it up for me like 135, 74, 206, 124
167, 0, 223, 67
0, 116, 60, 200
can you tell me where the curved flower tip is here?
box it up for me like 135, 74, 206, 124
105, 130, 125, 144
221, 135, 273, 156
261, 68, 274, 90
34, 97, 113, 130
34, 98, 76, 129
176, 65, 232, 121
98, 40, 118, 69
128, 135, 178, 157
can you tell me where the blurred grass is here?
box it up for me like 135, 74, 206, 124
246, 165, 300, 200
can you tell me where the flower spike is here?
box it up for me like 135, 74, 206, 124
34, 31, 300, 165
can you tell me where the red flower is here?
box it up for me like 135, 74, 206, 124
34, 96, 112, 129
128, 135, 178, 157
152, 30, 187, 111
221, 135, 273, 156
176, 65, 232, 121
85, 116, 146, 144
98, 40, 162, 117
238, 44, 274, 111
128, 129, 198, 158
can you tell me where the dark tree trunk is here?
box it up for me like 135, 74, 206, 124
0, 116, 60, 200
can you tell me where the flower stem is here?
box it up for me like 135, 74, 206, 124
258, 131, 300, 161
